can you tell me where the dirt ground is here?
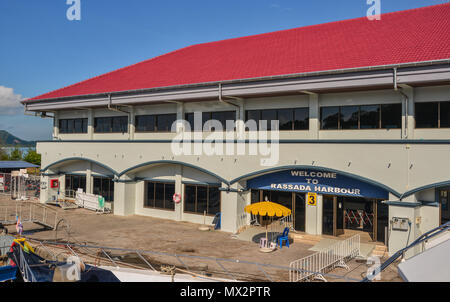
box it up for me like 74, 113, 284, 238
0, 195, 401, 282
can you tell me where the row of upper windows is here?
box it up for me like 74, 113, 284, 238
58, 101, 450, 134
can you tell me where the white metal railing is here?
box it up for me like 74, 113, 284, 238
235, 212, 261, 233
18, 247, 37, 282
75, 191, 105, 212
289, 234, 360, 282
64, 189, 77, 200
0, 202, 58, 230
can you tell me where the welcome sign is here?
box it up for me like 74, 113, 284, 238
247, 169, 389, 199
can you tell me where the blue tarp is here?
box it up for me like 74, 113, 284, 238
0, 161, 39, 169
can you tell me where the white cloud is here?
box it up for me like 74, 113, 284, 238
0, 85, 24, 115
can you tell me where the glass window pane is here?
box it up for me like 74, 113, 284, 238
164, 183, 175, 210
95, 117, 111, 133
184, 185, 196, 213
294, 108, 309, 130
208, 186, 220, 215
251, 190, 260, 204
196, 186, 208, 214
381, 104, 402, 129
59, 120, 67, 133
145, 182, 154, 207
201, 112, 212, 131
185, 113, 194, 131
67, 119, 75, 133
112, 116, 128, 133
320, 107, 339, 130
93, 177, 101, 196
80, 176, 86, 192
246, 110, 260, 131
101, 178, 110, 201
360, 105, 380, 129
440, 102, 450, 128
136, 115, 155, 132
72, 176, 80, 191
340, 106, 359, 129
154, 183, 165, 209
109, 180, 114, 202
65, 175, 72, 191
261, 109, 277, 131
415, 102, 438, 128
278, 109, 293, 130
222, 111, 236, 130
74, 119, 83, 133
82, 119, 88, 133
156, 114, 176, 132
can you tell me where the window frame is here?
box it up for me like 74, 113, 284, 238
135, 113, 177, 133
94, 116, 129, 133
59, 118, 88, 134
320, 103, 402, 130
185, 111, 236, 132
245, 108, 309, 131
183, 184, 221, 216
415, 101, 450, 129
144, 181, 175, 211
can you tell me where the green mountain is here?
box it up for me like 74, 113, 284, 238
0, 130, 35, 147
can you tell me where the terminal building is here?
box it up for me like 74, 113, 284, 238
23, 4, 450, 258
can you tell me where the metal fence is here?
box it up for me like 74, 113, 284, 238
0, 202, 58, 230
289, 234, 361, 282
25, 239, 362, 282
0, 172, 40, 201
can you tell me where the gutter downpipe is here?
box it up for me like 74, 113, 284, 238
107, 94, 131, 138
218, 83, 243, 192
393, 68, 409, 139
218, 83, 241, 109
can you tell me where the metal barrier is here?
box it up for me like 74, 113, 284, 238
0, 202, 58, 230
289, 234, 360, 282
235, 212, 261, 233
0, 173, 40, 201
18, 247, 37, 282
26, 239, 362, 282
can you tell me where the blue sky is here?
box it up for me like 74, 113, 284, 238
0, 0, 447, 141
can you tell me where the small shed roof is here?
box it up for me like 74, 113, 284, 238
0, 161, 39, 169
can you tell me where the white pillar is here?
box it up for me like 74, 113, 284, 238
307, 93, 319, 139
88, 109, 94, 140
53, 111, 59, 139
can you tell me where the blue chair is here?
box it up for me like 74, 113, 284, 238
277, 227, 290, 249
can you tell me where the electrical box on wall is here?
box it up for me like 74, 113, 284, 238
391, 217, 410, 231
50, 179, 59, 189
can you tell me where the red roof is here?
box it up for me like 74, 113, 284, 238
28, 3, 450, 102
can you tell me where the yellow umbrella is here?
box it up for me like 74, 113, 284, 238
245, 201, 292, 217
244, 202, 291, 249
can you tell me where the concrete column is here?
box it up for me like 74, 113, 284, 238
305, 194, 323, 235
400, 85, 414, 139
220, 182, 244, 233
174, 165, 183, 221
129, 106, 136, 140
176, 102, 185, 129
113, 176, 136, 216
88, 109, 94, 140
307, 93, 319, 139
40, 175, 50, 204
53, 111, 59, 140
86, 162, 93, 194
388, 205, 417, 259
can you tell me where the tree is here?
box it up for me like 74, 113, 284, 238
9, 148, 23, 161
24, 149, 41, 166
0, 144, 8, 160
